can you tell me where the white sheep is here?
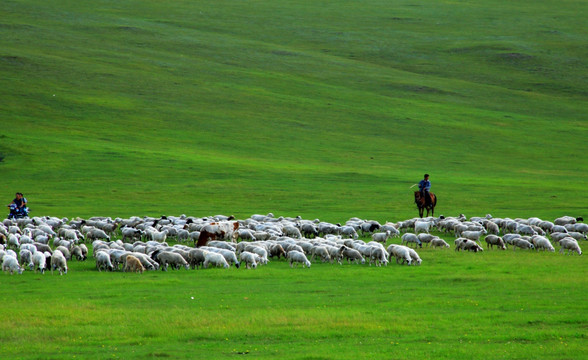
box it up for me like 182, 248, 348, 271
386, 244, 412, 265
156, 251, 190, 271
32, 251, 47, 274
239, 251, 258, 269
430, 238, 450, 249
484, 235, 506, 250
512, 238, 534, 251
51, 250, 68, 275
407, 248, 422, 266
287, 250, 311, 268
401, 233, 422, 248
531, 236, 555, 252
559, 239, 582, 255
461, 229, 487, 244
371, 230, 391, 244
2, 255, 24, 274
414, 221, 433, 234
203, 251, 230, 269
95, 251, 115, 272
310, 246, 331, 263
368, 247, 388, 267
19, 249, 34, 271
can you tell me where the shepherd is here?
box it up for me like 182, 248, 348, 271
412, 174, 437, 218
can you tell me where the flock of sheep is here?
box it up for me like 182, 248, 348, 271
0, 212, 584, 275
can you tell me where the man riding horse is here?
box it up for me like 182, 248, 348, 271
414, 174, 436, 218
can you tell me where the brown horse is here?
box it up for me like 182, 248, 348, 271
414, 191, 437, 218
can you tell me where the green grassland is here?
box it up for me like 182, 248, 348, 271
0, 0, 587, 358
1, 0, 586, 220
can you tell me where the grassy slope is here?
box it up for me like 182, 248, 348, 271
0, 1, 587, 358
0, 0, 586, 221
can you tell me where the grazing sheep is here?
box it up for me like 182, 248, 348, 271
124, 255, 146, 273
559, 239, 582, 255
386, 244, 412, 265
401, 233, 422, 248
512, 238, 534, 251
51, 250, 68, 275
239, 251, 258, 269
203, 251, 230, 269
531, 236, 555, 252
485, 221, 500, 235
368, 247, 389, 266
461, 229, 487, 244
340, 226, 359, 239
407, 248, 422, 266
484, 235, 506, 250
19, 249, 34, 271
455, 238, 483, 252
310, 246, 331, 263
215, 248, 241, 268
287, 250, 311, 268
372, 230, 392, 244
188, 248, 207, 269
156, 251, 190, 271
340, 247, 365, 265
95, 251, 115, 272
414, 221, 433, 234
2, 255, 24, 274
430, 238, 450, 249
32, 251, 47, 274
417, 233, 437, 247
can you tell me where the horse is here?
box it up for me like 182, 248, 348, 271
414, 191, 437, 218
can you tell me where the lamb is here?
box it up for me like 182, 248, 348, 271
51, 250, 68, 275
124, 255, 146, 273
156, 251, 190, 271
203, 251, 230, 269
512, 238, 535, 251
32, 251, 47, 274
430, 238, 450, 249
287, 250, 311, 268
531, 236, 555, 252
401, 233, 422, 248
282, 225, 302, 239
3, 255, 24, 274
559, 239, 582, 255
484, 235, 506, 250
239, 251, 258, 269
8, 234, 20, 249
371, 230, 391, 244
95, 251, 115, 272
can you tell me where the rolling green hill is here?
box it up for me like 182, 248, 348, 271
1, 0, 587, 221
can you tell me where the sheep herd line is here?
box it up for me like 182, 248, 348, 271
0, 213, 584, 275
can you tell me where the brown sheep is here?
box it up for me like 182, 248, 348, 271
124, 255, 145, 273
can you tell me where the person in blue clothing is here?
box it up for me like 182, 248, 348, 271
418, 174, 431, 207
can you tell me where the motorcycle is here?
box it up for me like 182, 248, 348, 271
8, 204, 29, 219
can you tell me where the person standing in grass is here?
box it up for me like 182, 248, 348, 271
418, 174, 431, 207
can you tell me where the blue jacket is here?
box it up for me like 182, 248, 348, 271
419, 179, 431, 192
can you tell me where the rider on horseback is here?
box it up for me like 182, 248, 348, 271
418, 174, 431, 207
